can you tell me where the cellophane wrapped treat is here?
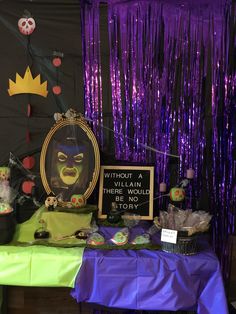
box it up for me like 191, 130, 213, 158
110, 227, 129, 246
156, 204, 212, 236
87, 232, 105, 246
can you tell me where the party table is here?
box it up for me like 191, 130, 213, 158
71, 226, 229, 314
0, 224, 229, 314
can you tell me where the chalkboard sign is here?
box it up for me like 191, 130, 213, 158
98, 165, 154, 220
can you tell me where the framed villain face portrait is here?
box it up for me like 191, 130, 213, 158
40, 114, 100, 204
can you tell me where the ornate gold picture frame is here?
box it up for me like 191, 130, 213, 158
40, 113, 100, 205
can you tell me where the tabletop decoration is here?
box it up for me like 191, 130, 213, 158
40, 111, 100, 206
87, 232, 105, 246
44, 194, 58, 211
34, 219, 50, 239
0, 167, 17, 244
70, 194, 86, 208
98, 219, 125, 228
157, 204, 212, 236
55, 204, 97, 215
110, 228, 129, 246
106, 201, 122, 224
10, 239, 161, 251
155, 204, 212, 255
122, 212, 141, 228
54, 229, 90, 241
131, 219, 161, 245
131, 233, 150, 245
98, 165, 154, 220
0, 167, 18, 209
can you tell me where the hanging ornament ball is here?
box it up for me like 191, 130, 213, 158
159, 182, 167, 192
52, 57, 62, 67
18, 10, 36, 35
22, 180, 35, 195
169, 187, 185, 202
52, 86, 62, 95
22, 156, 35, 170
186, 168, 195, 179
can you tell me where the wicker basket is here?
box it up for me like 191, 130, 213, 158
161, 234, 198, 255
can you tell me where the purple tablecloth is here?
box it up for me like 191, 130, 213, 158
71, 226, 228, 314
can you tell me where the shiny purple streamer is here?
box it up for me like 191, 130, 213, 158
106, 0, 235, 283
80, 0, 235, 283
81, 1, 104, 146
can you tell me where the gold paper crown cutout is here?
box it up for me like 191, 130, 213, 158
8, 66, 48, 97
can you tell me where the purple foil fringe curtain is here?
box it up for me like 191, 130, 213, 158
81, 0, 235, 280
81, 0, 104, 147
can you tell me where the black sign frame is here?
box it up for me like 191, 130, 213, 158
98, 165, 154, 220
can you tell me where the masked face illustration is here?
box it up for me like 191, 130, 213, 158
56, 143, 85, 186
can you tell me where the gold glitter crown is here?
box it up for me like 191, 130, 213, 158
8, 66, 48, 97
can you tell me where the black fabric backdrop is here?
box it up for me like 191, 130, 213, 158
0, 1, 111, 165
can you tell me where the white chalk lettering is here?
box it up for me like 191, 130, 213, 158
114, 181, 141, 188
104, 172, 132, 179
127, 189, 150, 195
116, 203, 139, 210
128, 196, 138, 202
115, 195, 124, 202
103, 188, 123, 194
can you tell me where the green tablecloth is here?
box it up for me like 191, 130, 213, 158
13, 205, 93, 245
0, 245, 84, 287
0, 206, 93, 287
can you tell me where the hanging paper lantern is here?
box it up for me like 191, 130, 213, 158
18, 10, 36, 36
52, 57, 62, 67
169, 187, 185, 202
52, 86, 62, 95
